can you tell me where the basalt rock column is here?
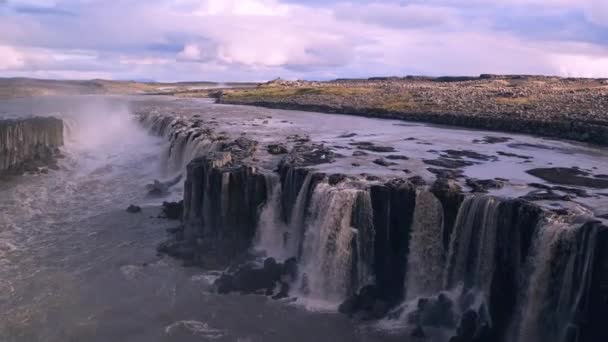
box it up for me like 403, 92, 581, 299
0, 117, 64, 175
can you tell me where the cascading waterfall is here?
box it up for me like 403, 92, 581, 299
515, 217, 575, 342
512, 218, 601, 342
139, 113, 219, 177
297, 183, 361, 303
254, 174, 289, 260
145, 110, 606, 342
351, 190, 375, 293
285, 172, 314, 259
405, 191, 446, 299
444, 196, 501, 297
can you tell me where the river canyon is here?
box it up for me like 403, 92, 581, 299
1, 95, 607, 342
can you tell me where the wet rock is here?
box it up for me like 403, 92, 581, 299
373, 158, 398, 167
408, 176, 427, 186
0, 117, 64, 175
410, 325, 426, 339
427, 168, 464, 179
329, 173, 347, 185
267, 143, 289, 155
526, 167, 608, 188
338, 133, 357, 138
223, 137, 258, 160
126, 204, 142, 213
146, 179, 170, 197
466, 178, 504, 193
473, 136, 512, 144
338, 285, 384, 318
280, 144, 340, 167
418, 293, 457, 328
214, 257, 296, 296
497, 151, 533, 160
351, 163, 361, 167
521, 190, 572, 201
453, 309, 479, 341
386, 155, 409, 160
441, 150, 497, 161
349, 141, 396, 153
424, 158, 476, 169
162, 201, 183, 220
157, 240, 196, 260
352, 150, 369, 157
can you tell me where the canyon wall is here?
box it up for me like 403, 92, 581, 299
140, 111, 607, 342
0, 117, 64, 175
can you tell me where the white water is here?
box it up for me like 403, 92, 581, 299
405, 191, 445, 299
254, 174, 289, 260
514, 218, 578, 342
444, 196, 501, 295
286, 173, 314, 259
296, 183, 360, 305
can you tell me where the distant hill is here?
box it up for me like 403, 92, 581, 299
0, 78, 259, 100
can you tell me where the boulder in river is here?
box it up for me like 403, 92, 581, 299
126, 204, 142, 213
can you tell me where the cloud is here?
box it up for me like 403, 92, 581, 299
334, 3, 461, 29
0, 0, 608, 81
0, 45, 25, 70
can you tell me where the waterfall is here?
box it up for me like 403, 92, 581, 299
405, 191, 445, 299
254, 174, 289, 260
138, 113, 219, 177
444, 196, 501, 296
285, 172, 314, 259
296, 183, 361, 303
351, 190, 375, 292
513, 219, 600, 342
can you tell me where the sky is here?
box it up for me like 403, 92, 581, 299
1, 0, 608, 81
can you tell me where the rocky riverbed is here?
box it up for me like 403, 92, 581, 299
1, 94, 607, 342
217, 75, 608, 145
135, 96, 607, 342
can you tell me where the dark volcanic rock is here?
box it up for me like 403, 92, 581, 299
352, 150, 369, 157
386, 155, 409, 160
146, 179, 170, 197
373, 158, 398, 167
497, 151, 533, 160
349, 141, 396, 153
441, 149, 497, 161
280, 144, 340, 167
162, 201, 183, 220
328, 173, 347, 185
473, 136, 512, 144
466, 178, 504, 193
521, 190, 572, 201
526, 167, 608, 188
267, 143, 289, 155
0, 117, 64, 175
126, 204, 142, 213
427, 168, 465, 179
424, 158, 476, 169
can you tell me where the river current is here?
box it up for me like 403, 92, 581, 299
0, 96, 402, 342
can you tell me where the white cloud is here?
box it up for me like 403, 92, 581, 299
0, 45, 25, 70
1, 0, 608, 80
177, 43, 203, 61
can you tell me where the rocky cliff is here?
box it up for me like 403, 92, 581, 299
140, 109, 607, 342
0, 117, 64, 175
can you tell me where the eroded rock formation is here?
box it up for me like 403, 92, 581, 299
142, 110, 607, 342
0, 117, 64, 175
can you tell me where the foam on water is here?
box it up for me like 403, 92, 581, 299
165, 320, 225, 339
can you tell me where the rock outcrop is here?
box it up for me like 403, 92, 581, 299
144, 110, 608, 342
0, 117, 64, 175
